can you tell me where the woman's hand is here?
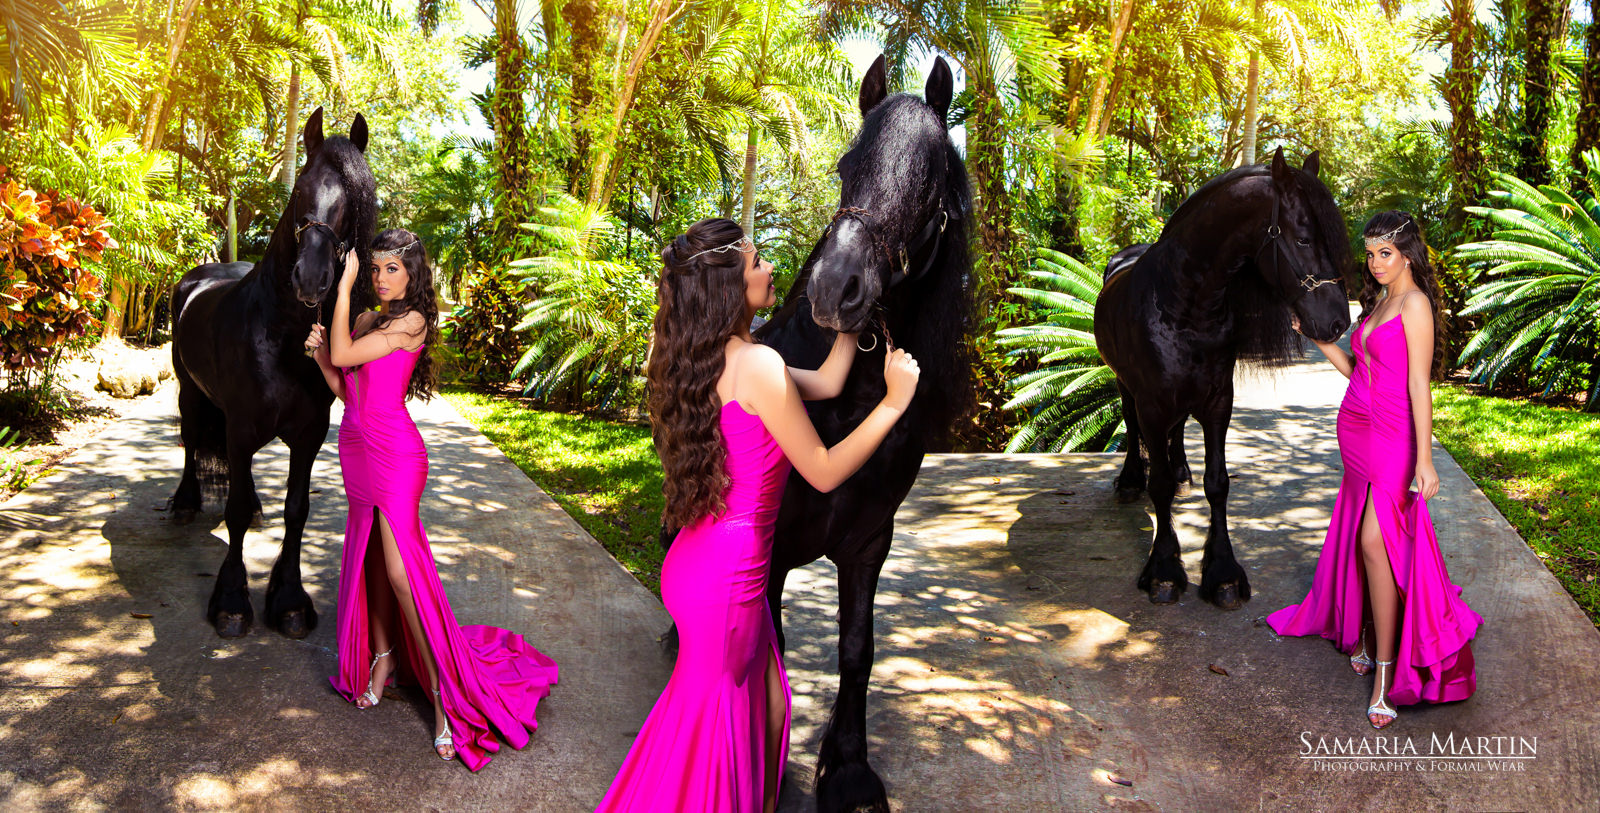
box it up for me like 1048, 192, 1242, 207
883, 348, 920, 411
305, 323, 329, 361
1414, 460, 1440, 501
1290, 313, 1302, 334
337, 248, 361, 293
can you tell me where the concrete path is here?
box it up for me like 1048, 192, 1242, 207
4, 328, 1599, 811
0, 388, 673, 809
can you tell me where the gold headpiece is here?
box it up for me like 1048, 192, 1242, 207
686, 236, 755, 261
1363, 221, 1408, 247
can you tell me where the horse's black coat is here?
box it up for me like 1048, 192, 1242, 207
754, 56, 973, 812
1093, 148, 1352, 608
170, 108, 375, 638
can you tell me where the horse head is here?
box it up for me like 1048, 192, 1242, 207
1259, 147, 1352, 344
806, 55, 960, 334
287, 107, 374, 308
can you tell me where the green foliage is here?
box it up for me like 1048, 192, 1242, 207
509, 192, 655, 413
442, 387, 667, 596
0, 172, 114, 375
1431, 384, 1600, 627
996, 248, 1123, 452
0, 424, 43, 492
441, 262, 525, 384
0, 0, 140, 124
1455, 159, 1600, 409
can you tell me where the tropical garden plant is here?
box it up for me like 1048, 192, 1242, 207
509, 192, 655, 413
996, 247, 1122, 452
1455, 157, 1600, 411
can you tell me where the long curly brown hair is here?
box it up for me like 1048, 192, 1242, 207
1357, 210, 1446, 377
355, 228, 441, 401
648, 218, 752, 528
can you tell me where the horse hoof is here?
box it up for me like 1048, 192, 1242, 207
214, 612, 250, 638
1211, 583, 1246, 611
1149, 581, 1181, 605
250, 511, 265, 529
1115, 486, 1145, 504
278, 610, 310, 639
171, 508, 197, 526
1175, 480, 1193, 498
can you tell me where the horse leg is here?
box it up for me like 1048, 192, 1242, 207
815, 545, 891, 813
170, 378, 218, 525
1135, 408, 1188, 604
1196, 388, 1250, 609
265, 432, 321, 638
766, 562, 791, 654
207, 440, 261, 638
1113, 383, 1147, 503
1168, 417, 1192, 497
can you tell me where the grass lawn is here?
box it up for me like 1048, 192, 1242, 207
1432, 384, 1600, 627
442, 388, 667, 595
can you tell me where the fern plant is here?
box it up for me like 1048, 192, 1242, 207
1455, 153, 1600, 410
508, 192, 656, 414
996, 248, 1124, 452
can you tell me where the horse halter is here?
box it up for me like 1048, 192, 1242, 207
1257, 193, 1339, 300
295, 218, 349, 257
827, 202, 951, 291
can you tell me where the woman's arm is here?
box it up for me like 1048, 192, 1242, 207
327, 251, 425, 367
785, 331, 860, 401
1401, 292, 1440, 499
1293, 313, 1354, 379
738, 343, 919, 493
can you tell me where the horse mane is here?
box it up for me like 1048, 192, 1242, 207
1160, 161, 1345, 368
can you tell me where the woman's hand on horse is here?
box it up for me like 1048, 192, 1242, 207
1415, 460, 1440, 501
305, 323, 325, 350
338, 248, 362, 292
883, 348, 920, 411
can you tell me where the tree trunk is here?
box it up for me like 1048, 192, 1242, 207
1445, 0, 1487, 238
1574, 12, 1600, 183
563, 0, 607, 196
1083, 0, 1136, 141
1519, 0, 1560, 186
493, 0, 534, 250
228, 190, 238, 263
967, 87, 1015, 310
140, 0, 203, 151
740, 123, 758, 236
1240, 0, 1264, 166
586, 0, 685, 210
278, 65, 301, 187
100, 279, 130, 339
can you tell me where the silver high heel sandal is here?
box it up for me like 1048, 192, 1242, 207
432, 688, 455, 761
357, 648, 392, 709
1350, 628, 1374, 676
1368, 660, 1398, 729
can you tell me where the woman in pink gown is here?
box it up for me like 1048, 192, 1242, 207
1268, 211, 1479, 728
306, 229, 558, 768
596, 218, 921, 812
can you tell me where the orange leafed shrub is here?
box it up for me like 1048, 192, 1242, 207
0, 166, 117, 371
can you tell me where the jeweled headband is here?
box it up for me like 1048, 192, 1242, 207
1363, 220, 1409, 247
372, 240, 419, 262
686, 235, 754, 261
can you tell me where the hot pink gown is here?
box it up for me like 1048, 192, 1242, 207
1268, 311, 1480, 705
328, 343, 559, 771
597, 400, 793, 812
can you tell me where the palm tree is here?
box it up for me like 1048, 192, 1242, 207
1238, 0, 1369, 166
1517, 0, 1564, 187
996, 248, 1123, 452
0, 0, 138, 128
1455, 158, 1600, 410
1571, 6, 1600, 182
509, 191, 656, 411
1439, 0, 1487, 238
728, 0, 854, 236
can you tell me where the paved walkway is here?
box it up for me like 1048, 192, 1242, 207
3, 331, 1598, 810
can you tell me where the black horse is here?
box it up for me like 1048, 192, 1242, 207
755, 56, 973, 812
170, 108, 375, 638
1093, 148, 1351, 609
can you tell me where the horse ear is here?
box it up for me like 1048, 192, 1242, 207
860, 55, 888, 118
1303, 150, 1321, 178
350, 114, 368, 152
304, 106, 325, 156
925, 57, 953, 124
1269, 145, 1294, 187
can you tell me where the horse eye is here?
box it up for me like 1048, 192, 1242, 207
1296, 238, 1311, 247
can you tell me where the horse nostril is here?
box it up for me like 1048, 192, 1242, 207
839, 275, 862, 312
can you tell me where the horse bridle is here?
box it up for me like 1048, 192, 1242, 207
828, 202, 951, 290
1257, 193, 1340, 300
295, 218, 349, 259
